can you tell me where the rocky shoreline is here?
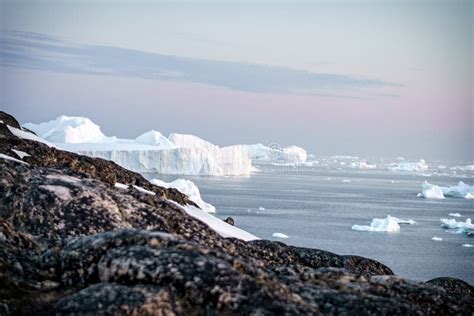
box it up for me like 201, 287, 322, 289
0, 111, 472, 315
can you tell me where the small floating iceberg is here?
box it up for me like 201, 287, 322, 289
390, 159, 428, 172
462, 244, 474, 248
432, 236, 443, 241
351, 215, 415, 233
272, 232, 289, 238
449, 213, 462, 217
440, 218, 474, 235
419, 181, 474, 200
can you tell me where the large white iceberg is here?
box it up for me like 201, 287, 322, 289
440, 218, 474, 235
25, 116, 253, 176
24, 116, 308, 175
418, 181, 474, 200
150, 178, 215, 213
352, 215, 415, 233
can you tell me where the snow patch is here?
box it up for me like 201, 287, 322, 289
173, 202, 258, 241
7, 125, 56, 147
132, 185, 156, 196
0, 153, 29, 165
150, 178, 215, 213
38, 185, 72, 200
114, 182, 129, 190
11, 149, 30, 159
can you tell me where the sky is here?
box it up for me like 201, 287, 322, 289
1, 0, 472, 161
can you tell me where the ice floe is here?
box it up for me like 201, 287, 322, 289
390, 159, 429, 172
418, 181, 474, 200
272, 232, 289, 238
351, 215, 415, 233
440, 218, 474, 235
150, 178, 215, 213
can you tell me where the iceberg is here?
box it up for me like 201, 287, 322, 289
242, 143, 307, 164
432, 237, 443, 241
418, 181, 474, 200
351, 161, 376, 169
150, 178, 215, 213
24, 116, 253, 176
440, 218, 474, 235
352, 215, 415, 233
389, 159, 428, 172
23, 115, 112, 144
272, 232, 289, 238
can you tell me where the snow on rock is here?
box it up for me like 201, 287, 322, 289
242, 144, 307, 164
432, 237, 443, 241
11, 149, 30, 159
7, 125, 56, 147
440, 218, 474, 235
272, 233, 289, 238
390, 159, 428, 172
150, 178, 215, 213
132, 185, 156, 196
114, 182, 129, 190
24, 115, 111, 143
419, 181, 474, 200
173, 202, 258, 241
0, 153, 29, 165
352, 215, 415, 233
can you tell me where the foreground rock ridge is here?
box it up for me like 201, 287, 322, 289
0, 111, 472, 315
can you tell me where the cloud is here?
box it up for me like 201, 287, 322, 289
0, 31, 400, 95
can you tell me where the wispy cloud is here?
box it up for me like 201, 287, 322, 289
1, 31, 400, 95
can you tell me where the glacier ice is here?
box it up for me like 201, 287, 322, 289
419, 181, 474, 200
150, 178, 216, 213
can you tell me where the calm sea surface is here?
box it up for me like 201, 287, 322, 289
144, 167, 474, 284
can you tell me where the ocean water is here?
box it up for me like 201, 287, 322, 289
144, 167, 474, 284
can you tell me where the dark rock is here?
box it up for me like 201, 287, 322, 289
224, 216, 235, 226
0, 111, 21, 129
427, 277, 474, 296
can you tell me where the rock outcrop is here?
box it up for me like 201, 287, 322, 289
0, 111, 472, 315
